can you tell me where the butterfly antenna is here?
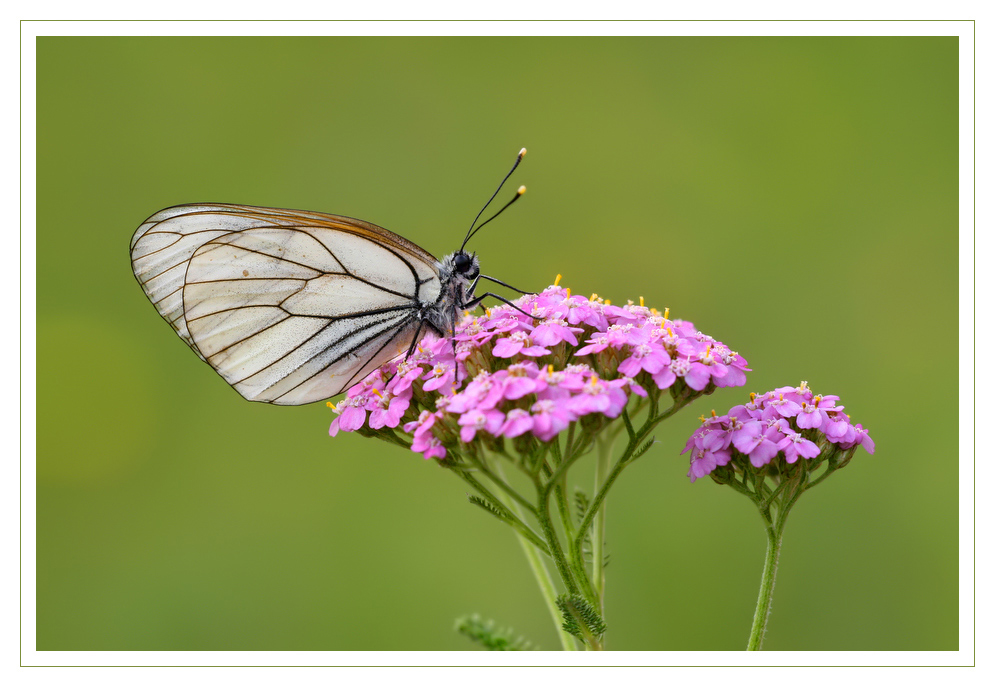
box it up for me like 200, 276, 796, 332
461, 147, 526, 251
463, 186, 526, 247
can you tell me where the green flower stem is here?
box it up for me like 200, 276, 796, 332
469, 455, 538, 516
528, 442, 552, 477
724, 474, 758, 502
535, 473, 605, 649
747, 522, 783, 651
553, 481, 577, 547
806, 463, 840, 490
549, 436, 563, 464
760, 477, 788, 511
517, 526, 580, 652
574, 451, 626, 559
747, 469, 802, 651
493, 463, 578, 652
574, 401, 685, 555
372, 428, 412, 450
544, 436, 599, 610
450, 465, 549, 555
563, 423, 577, 463
592, 433, 613, 615
545, 443, 585, 486
621, 407, 637, 441
535, 478, 582, 598
553, 480, 594, 602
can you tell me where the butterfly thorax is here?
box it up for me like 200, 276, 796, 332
426, 250, 479, 337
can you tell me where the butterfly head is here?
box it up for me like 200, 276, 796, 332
451, 250, 479, 282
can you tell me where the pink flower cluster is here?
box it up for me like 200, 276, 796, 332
682, 382, 875, 483
329, 284, 749, 460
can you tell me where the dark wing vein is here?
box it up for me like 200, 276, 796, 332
273, 313, 418, 403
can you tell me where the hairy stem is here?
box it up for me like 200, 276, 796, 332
493, 463, 577, 651
592, 432, 613, 616
535, 479, 581, 597
450, 465, 549, 555
747, 471, 799, 651
554, 478, 594, 602
747, 523, 783, 650
574, 401, 684, 555
469, 455, 538, 516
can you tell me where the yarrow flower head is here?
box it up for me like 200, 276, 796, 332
328, 283, 749, 461
682, 381, 875, 484
681, 382, 877, 651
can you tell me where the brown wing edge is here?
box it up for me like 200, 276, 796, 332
146, 202, 442, 269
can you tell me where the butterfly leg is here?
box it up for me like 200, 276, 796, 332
405, 319, 426, 359
462, 292, 532, 318
475, 274, 535, 295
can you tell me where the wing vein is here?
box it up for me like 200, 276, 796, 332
228, 311, 408, 386
275, 314, 418, 403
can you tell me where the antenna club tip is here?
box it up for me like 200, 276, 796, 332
517, 185, 526, 195
519, 147, 527, 157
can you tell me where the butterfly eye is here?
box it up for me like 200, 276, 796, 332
454, 252, 473, 274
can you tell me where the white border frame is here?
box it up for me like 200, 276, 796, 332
16, 17, 979, 672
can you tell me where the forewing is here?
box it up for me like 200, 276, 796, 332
130, 204, 443, 404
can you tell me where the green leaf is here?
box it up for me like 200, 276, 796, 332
467, 495, 511, 523
574, 489, 590, 524
630, 436, 657, 461
455, 614, 538, 651
556, 593, 607, 639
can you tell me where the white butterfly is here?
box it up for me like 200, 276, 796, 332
131, 150, 528, 405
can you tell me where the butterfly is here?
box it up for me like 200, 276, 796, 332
130, 148, 529, 406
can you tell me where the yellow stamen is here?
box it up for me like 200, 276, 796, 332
749, 392, 756, 403
710, 409, 717, 417
326, 401, 336, 410
371, 388, 383, 399
548, 364, 554, 375
554, 273, 562, 286
605, 299, 611, 305
591, 292, 598, 301
663, 307, 670, 319
485, 307, 492, 317
813, 395, 821, 407
639, 296, 645, 307
698, 414, 707, 423
565, 287, 571, 299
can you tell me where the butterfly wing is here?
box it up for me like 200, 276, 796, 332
131, 203, 443, 405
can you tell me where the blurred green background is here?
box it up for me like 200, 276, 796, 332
36, 36, 958, 652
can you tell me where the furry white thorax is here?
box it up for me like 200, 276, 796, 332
423, 251, 480, 336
